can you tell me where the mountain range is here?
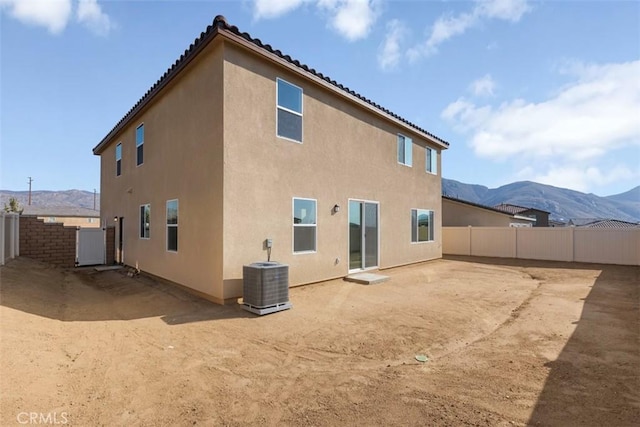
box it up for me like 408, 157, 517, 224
2, 181, 639, 223
443, 179, 640, 222
0, 190, 99, 211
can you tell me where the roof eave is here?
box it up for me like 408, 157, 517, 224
93, 15, 450, 155
513, 215, 536, 222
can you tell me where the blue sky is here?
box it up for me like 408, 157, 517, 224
1, 0, 638, 196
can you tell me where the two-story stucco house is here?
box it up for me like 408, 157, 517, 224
93, 16, 449, 304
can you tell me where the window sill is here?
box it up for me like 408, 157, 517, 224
277, 135, 303, 144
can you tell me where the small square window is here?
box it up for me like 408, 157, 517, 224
293, 198, 316, 253
166, 199, 178, 252
397, 134, 412, 166
426, 147, 437, 174
140, 204, 150, 239
136, 124, 144, 166
115, 143, 122, 176
411, 209, 434, 242
277, 78, 303, 143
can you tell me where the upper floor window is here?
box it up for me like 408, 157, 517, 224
115, 143, 122, 176
397, 134, 412, 166
140, 204, 150, 239
411, 209, 434, 243
136, 124, 144, 166
277, 78, 303, 143
293, 198, 316, 253
426, 147, 437, 174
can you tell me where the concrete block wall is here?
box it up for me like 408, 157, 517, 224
19, 216, 76, 267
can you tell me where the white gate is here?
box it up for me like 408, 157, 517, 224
76, 228, 105, 266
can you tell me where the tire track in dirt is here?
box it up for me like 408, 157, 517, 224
433, 279, 544, 362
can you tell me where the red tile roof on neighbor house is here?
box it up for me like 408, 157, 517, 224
93, 15, 449, 155
493, 203, 550, 215
443, 195, 517, 216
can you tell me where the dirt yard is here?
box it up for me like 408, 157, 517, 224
1, 256, 638, 426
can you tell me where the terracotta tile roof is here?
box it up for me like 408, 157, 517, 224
93, 15, 449, 155
493, 204, 528, 215
581, 219, 640, 228
443, 195, 515, 216
493, 203, 550, 215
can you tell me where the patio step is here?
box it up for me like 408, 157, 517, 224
344, 273, 390, 285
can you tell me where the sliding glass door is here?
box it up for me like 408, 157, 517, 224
349, 200, 379, 271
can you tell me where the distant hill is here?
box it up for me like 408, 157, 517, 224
443, 179, 640, 222
2, 183, 638, 223
605, 186, 640, 203
0, 190, 99, 211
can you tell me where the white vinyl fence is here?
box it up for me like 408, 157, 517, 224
1, 212, 20, 265
443, 226, 640, 266
76, 228, 106, 266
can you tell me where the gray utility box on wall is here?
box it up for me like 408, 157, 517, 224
242, 262, 292, 315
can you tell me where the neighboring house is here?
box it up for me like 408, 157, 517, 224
493, 203, 550, 227
548, 219, 567, 228
569, 218, 640, 228
443, 196, 534, 227
22, 206, 100, 228
92, 16, 449, 305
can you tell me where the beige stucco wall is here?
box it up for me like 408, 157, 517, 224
99, 40, 226, 302
442, 198, 530, 227
221, 41, 443, 299
98, 35, 447, 303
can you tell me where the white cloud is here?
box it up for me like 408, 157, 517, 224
0, 0, 113, 35
253, 0, 306, 20
319, 0, 381, 41
408, 0, 531, 60
77, 0, 112, 36
377, 19, 406, 71
442, 60, 640, 192
519, 164, 638, 193
477, 0, 531, 21
0, 0, 72, 34
470, 74, 496, 96
252, 0, 380, 41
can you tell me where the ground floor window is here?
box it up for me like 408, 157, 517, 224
411, 209, 434, 242
166, 199, 178, 252
140, 204, 150, 239
293, 198, 316, 253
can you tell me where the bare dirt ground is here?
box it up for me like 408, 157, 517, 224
1, 256, 638, 426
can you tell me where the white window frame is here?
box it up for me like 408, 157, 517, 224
166, 199, 178, 253
115, 142, 122, 177
397, 134, 412, 167
136, 123, 144, 167
139, 203, 150, 239
276, 78, 303, 144
426, 147, 437, 175
411, 208, 434, 243
292, 197, 317, 254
